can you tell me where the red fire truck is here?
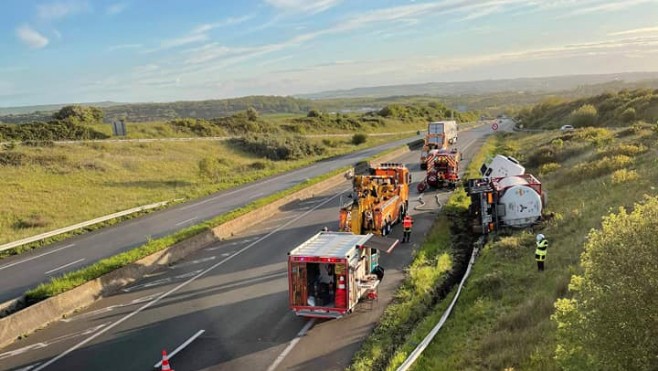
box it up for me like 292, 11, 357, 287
287, 232, 398, 318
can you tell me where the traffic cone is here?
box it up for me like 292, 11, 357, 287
335, 275, 347, 308
161, 349, 174, 371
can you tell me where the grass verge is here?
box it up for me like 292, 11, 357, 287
403, 126, 658, 370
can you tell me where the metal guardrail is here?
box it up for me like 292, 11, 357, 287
396, 237, 484, 371
0, 200, 171, 253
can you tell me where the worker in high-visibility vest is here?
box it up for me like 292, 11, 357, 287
535, 234, 548, 272
402, 214, 414, 243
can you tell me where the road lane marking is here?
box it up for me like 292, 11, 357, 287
33, 189, 347, 371
0, 322, 110, 361
179, 199, 213, 210
15, 362, 42, 371
0, 244, 75, 272
267, 319, 316, 371
168, 256, 216, 269
153, 329, 206, 368
44, 258, 85, 275
175, 217, 198, 226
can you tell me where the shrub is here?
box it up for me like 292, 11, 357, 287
570, 104, 598, 127
53, 105, 104, 124
611, 169, 639, 184
246, 107, 259, 121
568, 155, 633, 181
14, 213, 51, 229
229, 134, 325, 161
552, 197, 658, 371
307, 109, 322, 118
0, 151, 25, 166
620, 107, 636, 123
352, 133, 368, 145
168, 118, 224, 137
539, 162, 561, 175
598, 143, 647, 158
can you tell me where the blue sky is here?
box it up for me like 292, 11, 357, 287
1, 0, 658, 106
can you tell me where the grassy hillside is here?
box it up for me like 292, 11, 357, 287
517, 88, 658, 129
1, 101, 472, 244
384, 124, 658, 370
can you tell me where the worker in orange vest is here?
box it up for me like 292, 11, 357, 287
402, 213, 413, 243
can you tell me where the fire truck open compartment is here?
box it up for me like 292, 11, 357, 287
288, 232, 397, 319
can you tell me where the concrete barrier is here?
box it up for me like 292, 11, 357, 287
0, 143, 414, 349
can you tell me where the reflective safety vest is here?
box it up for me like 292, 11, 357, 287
535, 239, 548, 261
403, 216, 413, 230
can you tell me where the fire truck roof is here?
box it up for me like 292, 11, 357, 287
288, 232, 398, 258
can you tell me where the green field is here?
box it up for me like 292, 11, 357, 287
0, 129, 418, 245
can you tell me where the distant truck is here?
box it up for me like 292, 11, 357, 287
420, 121, 458, 169
287, 232, 397, 318
479, 155, 525, 179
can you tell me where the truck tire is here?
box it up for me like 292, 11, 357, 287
372, 265, 385, 281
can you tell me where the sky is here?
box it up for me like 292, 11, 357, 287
1, 0, 658, 107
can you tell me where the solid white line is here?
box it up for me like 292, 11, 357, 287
153, 329, 206, 368
266, 319, 316, 371
175, 217, 198, 226
33, 189, 347, 371
44, 258, 85, 275
0, 244, 75, 272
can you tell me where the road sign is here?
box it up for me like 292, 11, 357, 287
112, 120, 127, 136
491, 122, 499, 131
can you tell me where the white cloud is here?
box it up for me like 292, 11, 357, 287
265, 0, 342, 14
609, 26, 658, 36
16, 25, 50, 49
191, 15, 254, 34
106, 2, 128, 15
37, 0, 89, 20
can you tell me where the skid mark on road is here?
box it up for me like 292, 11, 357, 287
61, 292, 163, 323
169, 256, 216, 270
122, 270, 203, 293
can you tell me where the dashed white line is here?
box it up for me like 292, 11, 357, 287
175, 217, 198, 226
0, 244, 75, 272
33, 190, 346, 371
44, 258, 85, 275
267, 319, 316, 371
153, 329, 206, 368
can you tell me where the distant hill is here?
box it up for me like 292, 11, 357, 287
0, 101, 120, 116
298, 72, 658, 99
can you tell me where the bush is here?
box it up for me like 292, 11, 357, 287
568, 155, 633, 181
0, 120, 109, 142
620, 107, 636, 123
570, 104, 598, 127
168, 118, 224, 137
553, 197, 658, 371
611, 169, 639, 184
307, 109, 322, 118
246, 107, 259, 121
229, 134, 325, 161
352, 133, 368, 145
0, 151, 25, 166
14, 213, 51, 229
53, 105, 104, 124
539, 162, 561, 175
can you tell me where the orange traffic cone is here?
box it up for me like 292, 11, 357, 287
161, 349, 174, 371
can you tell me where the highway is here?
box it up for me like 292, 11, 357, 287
0, 121, 510, 370
0, 134, 422, 303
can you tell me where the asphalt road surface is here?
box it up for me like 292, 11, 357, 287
0, 134, 423, 303
0, 120, 512, 371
